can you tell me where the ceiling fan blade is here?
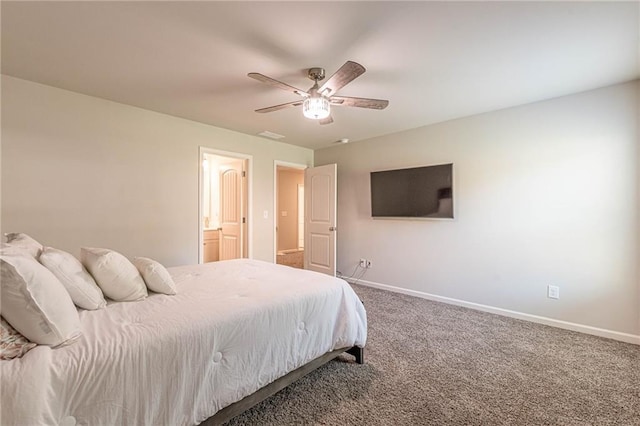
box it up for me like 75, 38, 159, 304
255, 100, 303, 113
318, 61, 365, 97
248, 73, 309, 97
319, 115, 334, 125
330, 96, 389, 110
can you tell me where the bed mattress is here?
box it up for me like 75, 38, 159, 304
0, 259, 367, 425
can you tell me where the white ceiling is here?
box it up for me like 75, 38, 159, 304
2, 1, 638, 150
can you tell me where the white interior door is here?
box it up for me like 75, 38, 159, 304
219, 160, 243, 260
304, 164, 337, 276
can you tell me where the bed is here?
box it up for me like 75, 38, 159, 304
0, 258, 367, 425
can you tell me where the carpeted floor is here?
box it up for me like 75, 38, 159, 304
276, 251, 304, 269
226, 284, 640, 425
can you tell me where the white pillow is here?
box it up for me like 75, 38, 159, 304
0, 243, 33, 258
4, 233, 43, 258
81, 248, 147, 302
39, 247, 107, 310
132, 257, 177, 295
0, 254, 81, 347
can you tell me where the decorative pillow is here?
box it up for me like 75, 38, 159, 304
0, 243, 33, 258
0, 254, 81, 347
1, 317, 37, 360
39, 247, 107, 310
132, 257, 177, 295
81, 248, 147, 302
4, 233, 43, 258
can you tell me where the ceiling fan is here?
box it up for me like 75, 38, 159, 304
248, 61, 389, 125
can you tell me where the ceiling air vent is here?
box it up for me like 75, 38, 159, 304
258, 131, 285, 140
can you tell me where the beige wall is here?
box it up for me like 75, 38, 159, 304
1, 76, 313, 266
316, 81, 639, 338
277, 168, 304, 252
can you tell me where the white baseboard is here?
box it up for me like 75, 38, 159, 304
350, 278, 640, 345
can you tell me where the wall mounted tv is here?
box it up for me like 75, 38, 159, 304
370, 163, 454, 219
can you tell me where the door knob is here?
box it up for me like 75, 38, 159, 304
329, 226, 337, 232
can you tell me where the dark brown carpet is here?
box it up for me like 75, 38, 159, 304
226, 284, 640, 425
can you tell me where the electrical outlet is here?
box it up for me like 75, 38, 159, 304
359, 259, 372, 269
548, 285, 560, 299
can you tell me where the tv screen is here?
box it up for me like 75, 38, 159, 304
370, 163, 454, 219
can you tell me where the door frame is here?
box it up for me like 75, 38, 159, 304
199, 147, 253, 264
273, 160, 308, 264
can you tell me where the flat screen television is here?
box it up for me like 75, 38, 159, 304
370, 163, 454, 219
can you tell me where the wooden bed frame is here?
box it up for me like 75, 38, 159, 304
203, 346, 364, 425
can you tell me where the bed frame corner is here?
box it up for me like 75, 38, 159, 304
346, 346, 364, 364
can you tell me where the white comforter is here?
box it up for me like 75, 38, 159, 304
0, 259, 367, 425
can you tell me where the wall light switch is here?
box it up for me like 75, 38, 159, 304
263, 210, 268, 219
548, 285, 560, 299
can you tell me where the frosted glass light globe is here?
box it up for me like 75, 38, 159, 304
302, 97, 330, 120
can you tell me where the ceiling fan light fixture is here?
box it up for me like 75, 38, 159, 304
249, 61, 387, 124
302, 96, 330, 120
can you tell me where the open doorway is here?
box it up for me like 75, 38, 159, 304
199, 148, 251, 264
274, 162, 306, 269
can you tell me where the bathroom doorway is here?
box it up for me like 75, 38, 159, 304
199, 148, 251, 264
274, 162, 306, 269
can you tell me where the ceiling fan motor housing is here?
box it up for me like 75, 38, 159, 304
307, 67, 325, 82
